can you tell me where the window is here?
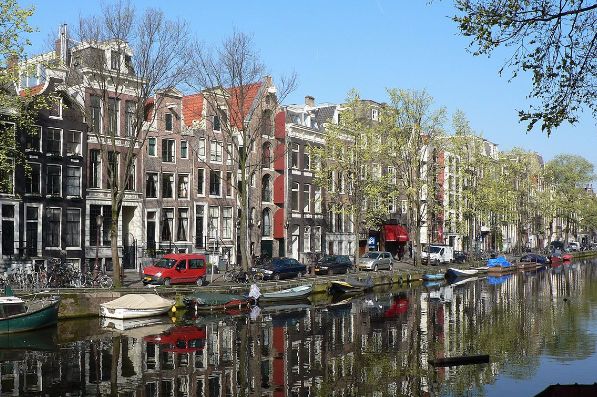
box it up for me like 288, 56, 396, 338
162, 139, 175, 162
197, 138, 206, 160
336, 212, 343, 233
126, 161, 135, 191
261, 109, 272, 136
209, 170, 221, 196
314, 227, 321, 252
146, 173, 158, 198
210, 141, 223, 163
107, 151, 118, 189
165, 112, 173, 132
262, 208, 271, 237
26, 126, 41, 151
197, 169, 205, 195
65, 208, 81, 247
195, 206, 204, 248
189, 258, 204, 269
262, 143, 271, 168
222, 207, 232, 239
250, 172, 256, 187
2, 204, 15, 255
125, 101, 136, 137
371, 108, 379, 121
148, 137, 156, 156
291, 182, 299, 211
146, 211, 156, 249
47, 128, 61, 155
108, 98, 118, 135
110, 50, 120, 70
250, 207, 256, 226
304, 226, 311, 252
90, 96, 101, 133
46, 208, 61, 248
49, 96, 62, 119
304, 148, 311, 170
89, 205, 111, 246
178, 174, 189, 198
162, 173, 174, 198
262, 174, 272, 202
26, 163, 41, 194
208, 206, 219, 238
89, 149, 100, 188
303, 184, 311, 213
226, 172, 232, 197
213, 115, 221, 131
46, 165, 61, 196
226, 143, 233, 165
161, 208, 174, 242
25, 206, 39, 256
314, 188, 322, 213
65, 130, 81, 156
177, 208, 188, 241
65, 166, 81, 196
181, 141, 188, 159
291, 143, 299, 168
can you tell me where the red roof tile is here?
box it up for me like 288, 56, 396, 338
19, 84, 45, 97
182, 93, 204, 127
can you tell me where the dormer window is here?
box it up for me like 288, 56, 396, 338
111, 51, 121, 70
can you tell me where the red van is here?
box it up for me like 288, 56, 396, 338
142, 253, 207, 286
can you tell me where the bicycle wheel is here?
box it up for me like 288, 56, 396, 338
251, 272, 264, 282
99, 275, 113, 289
223, 271, 235, 282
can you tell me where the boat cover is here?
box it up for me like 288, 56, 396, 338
487, 256, 512, 268
102, 294, 175, 310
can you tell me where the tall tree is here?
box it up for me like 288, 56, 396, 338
545, 154, 595, 244
65, 1, 192, 285
188, 32, 296, 271
312, 90, 394, 267
452, 0, 597, 134
384, 89, 446, 265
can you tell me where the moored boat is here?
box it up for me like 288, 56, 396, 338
0, 295, 60, 334
487, 256, 516, 274
328, 276, 373, 294
422, 273, 445, 281
445, 268, 479, 279
183, 292, 250, 312
562, 253, 573, 261
259, 284, 312, 303
100, 294, 175, 319
519, 253, 550, 265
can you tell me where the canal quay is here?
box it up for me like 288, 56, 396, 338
2, 256, 597, 396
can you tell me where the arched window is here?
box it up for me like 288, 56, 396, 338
262, 142, 271, 168
262, 174, 272, 202
262, 109, 273, 136
262, 208, 271, 237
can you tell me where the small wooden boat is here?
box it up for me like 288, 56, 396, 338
328, 276, 373, 294
562, 253, 573, 261
0, 295, 60, 334
487, 256, 515, 274
445, 268, 479, 279
100, 294, 175, 319
183, 292, 249, 312
260, 284, 312, 303
422, 273, 445, 281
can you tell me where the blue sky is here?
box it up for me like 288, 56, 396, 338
20, 0, 597, 168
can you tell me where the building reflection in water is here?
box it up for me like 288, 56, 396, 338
0, 262, 596, 396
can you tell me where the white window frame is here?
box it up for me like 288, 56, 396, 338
25, 125, 42, 152
314, 188, 322, 213
196, 168, 205, 196
180, 140, 188, 159
46, 164, 62, 197
65, 207, 81, 248
26, 162, 41, 195
210, 141, 223, 163
209, 170, 222, 197
304, 226, 311, 253
147, 137, 157, 157
161, 138, 176, 163
208, 206, 220, 238
46, 127, 62, 156
45, 207, 61, 249
178, 173, 190, 199
65, 166, 82, 197
226, 143, 233, 165
146, 172, 159, 199
291, 182, 299, 212
49, 96, 63, 120
371, 108, 379, 121
176, 207, 189, 242
222, 207, 233, 239
65, 130, 82, 156
291, 143, 299, 168
303, 184, 311, 213
198, 138, 206, 160
162, 172, 175, 199
25, 204, 42, 256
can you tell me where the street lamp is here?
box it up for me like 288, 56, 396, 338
94, 214, 103, 273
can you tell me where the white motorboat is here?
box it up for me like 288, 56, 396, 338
100, 294, 175, 319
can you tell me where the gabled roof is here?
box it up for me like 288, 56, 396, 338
181, 93, 204, 127
18, 83, 46, 97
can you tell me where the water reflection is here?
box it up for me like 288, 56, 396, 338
1, 261, 597, 396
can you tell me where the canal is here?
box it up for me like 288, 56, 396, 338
2, 259, 597, 396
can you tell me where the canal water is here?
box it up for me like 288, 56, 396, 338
2, 260, 597, 396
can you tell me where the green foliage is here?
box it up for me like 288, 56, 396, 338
452, 0, 597, 134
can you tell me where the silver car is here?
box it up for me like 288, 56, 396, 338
358, 251, 393, 271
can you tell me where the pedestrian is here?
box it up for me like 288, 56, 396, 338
398, 245, 404, 261
408, 242, 413, 259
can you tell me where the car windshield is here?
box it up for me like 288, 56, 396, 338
428, 246, 442, 254
362, 253, 379, 259
155, 259, 177, 269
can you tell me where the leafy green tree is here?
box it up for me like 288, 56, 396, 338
312, 90, 393, 264
452, 0, 597, 134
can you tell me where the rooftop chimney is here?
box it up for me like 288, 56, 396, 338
55, 24, 68, 65
305, 95, 315, 107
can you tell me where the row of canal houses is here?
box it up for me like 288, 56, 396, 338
2, 29, 574, 273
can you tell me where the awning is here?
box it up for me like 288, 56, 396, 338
384, 225, 409, 242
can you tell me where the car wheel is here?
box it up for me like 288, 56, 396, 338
164, 278, 171, 287
297, 271, 303, 279
273, 273, 280, 281
373, 265, 378, 272
196, 277, 204, 286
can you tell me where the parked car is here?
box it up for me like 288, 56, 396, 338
569, 241, 580, 251
143, 253, 208, 286
421, 245, 454, 265
315, 255, 353, 275
357, 251, 393, 271
453, 251, 468, 264
252, 257, 307, 281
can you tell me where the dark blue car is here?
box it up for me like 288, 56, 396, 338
253, 257, 307, 281
519, 253, 550, 264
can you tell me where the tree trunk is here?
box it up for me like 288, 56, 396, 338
110, 335, 120, 396
111, 203, 122, 288
239, 158, 250, 272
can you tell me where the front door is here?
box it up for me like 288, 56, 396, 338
261, 240, 273, 259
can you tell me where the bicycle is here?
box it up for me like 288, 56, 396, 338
81, 263, 113, 289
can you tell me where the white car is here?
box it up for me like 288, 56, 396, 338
357, 251, 393, 271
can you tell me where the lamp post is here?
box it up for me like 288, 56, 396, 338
94, 214, 103, 273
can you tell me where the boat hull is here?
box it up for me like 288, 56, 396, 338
487, 266, 516, 275
100, 305, 173, 320
0, 299, 60, 335
260, 285, 312, 303
422, 273, 445, 281
445, 268, 479, 279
